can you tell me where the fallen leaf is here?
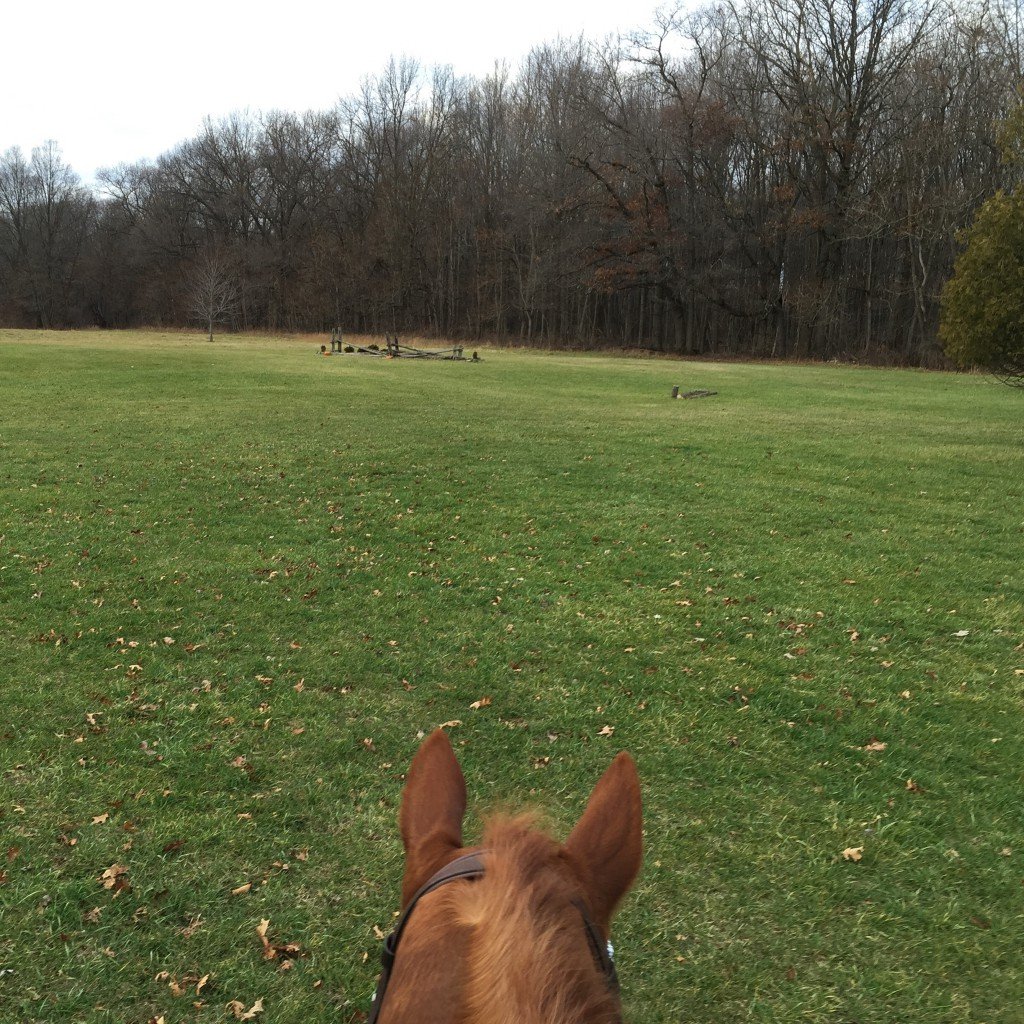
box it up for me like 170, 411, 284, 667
905, 778, 925, 794
952, 630, 970, 638
256, 919, 302, 961
97, 864, 131, 898
256, 919, 271, 953
232, 883, 253, 896
196, 974, 209, 995
469, 697, 492, 709
227, 998, 264, 1021
91, 812, 110, 825
862, 740, 887, 752
598, 725, 615, 737
842, 847, 864, 862
438, 720, 462, 729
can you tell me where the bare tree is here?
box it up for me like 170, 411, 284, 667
188, 251, 238, 341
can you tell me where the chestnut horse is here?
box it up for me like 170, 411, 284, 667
369, 729, 643, 1024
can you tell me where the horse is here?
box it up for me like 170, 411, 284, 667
368, 728, 643, 1024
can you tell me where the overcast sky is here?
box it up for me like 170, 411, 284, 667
1, 0, 672, 184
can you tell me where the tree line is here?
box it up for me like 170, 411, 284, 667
1, 0, 1021, 364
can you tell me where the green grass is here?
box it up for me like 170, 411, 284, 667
1, 328, 1022, 1023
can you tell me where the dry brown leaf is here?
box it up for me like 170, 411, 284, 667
227, 998, 264, 1021
196, 974, 209, 995
469, 696, 492, 709
598, 725, 615, 737
842, 847, 864, 862
438, 720, 462, 729
91, 812, 109, 825
256, 919, 301, 961
232, 882, 253, 896
862, 740, 887, 752
99, 863, 128, 889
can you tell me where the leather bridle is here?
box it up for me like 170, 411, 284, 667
367, 851, 621, 1023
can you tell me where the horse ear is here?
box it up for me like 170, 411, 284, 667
565, 752, 642, 932
399, 729, 467, 904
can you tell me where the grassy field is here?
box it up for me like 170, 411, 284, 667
1, 329, 1022, 1024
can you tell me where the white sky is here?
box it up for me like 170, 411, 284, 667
1, 0, 673, 185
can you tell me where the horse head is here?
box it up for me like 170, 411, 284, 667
370, 728, 643, 1024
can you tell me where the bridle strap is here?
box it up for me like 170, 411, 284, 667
572, 897, 620, 995
368, 852, 486, 1024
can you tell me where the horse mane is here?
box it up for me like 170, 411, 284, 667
453, 815, 622, 1024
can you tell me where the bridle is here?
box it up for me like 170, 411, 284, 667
368, 851, 621, 1023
